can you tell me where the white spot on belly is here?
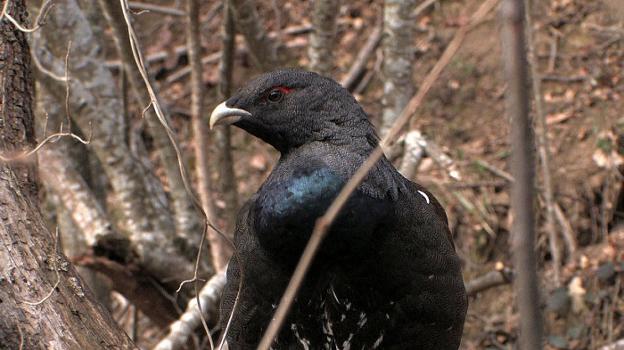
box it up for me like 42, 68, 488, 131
417, 190, 430, 204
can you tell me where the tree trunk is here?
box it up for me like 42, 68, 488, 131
381, 0, 418, 136
0, 1, 135, 348
308, 0, 340, 76
229, 0, 283, 70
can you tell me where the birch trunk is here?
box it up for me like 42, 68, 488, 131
308, 0, 340, 76
382, 0, 418, 136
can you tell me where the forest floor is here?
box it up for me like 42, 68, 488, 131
105, 0, 624, 348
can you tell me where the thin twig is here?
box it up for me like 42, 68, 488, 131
1, 40, 92, 163
128, 1, 185, 16
525, 0, 561, 283
256, 1, 500, 348
0, 0, 54, 33
0, 128, 91, 162
17, 321, 24, 350
475, 159, 515, 182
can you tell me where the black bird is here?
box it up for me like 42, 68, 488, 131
210, 69, 467, 350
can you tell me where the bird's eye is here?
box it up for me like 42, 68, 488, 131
267, 89, 284, 103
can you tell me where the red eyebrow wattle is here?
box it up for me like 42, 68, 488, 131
274, 86, 294, 94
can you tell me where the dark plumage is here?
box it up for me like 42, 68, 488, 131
210, 69, 467, 349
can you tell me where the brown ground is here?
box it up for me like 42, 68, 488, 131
108, 0, 623, 348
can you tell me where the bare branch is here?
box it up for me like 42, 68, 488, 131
525, 0, 561, 283
257, 1, 500, 348
599, 338, 624, 350
341, 20, 383, 92
465, 266, 514, 296
501, 0, 543, 348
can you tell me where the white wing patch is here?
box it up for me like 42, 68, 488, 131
417, 190, 430, 204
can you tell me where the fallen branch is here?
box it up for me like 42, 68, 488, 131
554, 202, 578, 255
76, 255, 178, 328
154, 272, 226, 350
398, 130, 426, 179
599, 338, 624, 350
465, 266, 514, 296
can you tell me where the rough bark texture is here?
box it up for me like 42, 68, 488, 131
0, 1, 135, 348
229, 0, 282, 70
0, 3, 36, 199
96, 0, 203, 250
32, 0, 196, 285
381, 0, 418, 136
308, 0, 340, 76
215, 0, 239, 237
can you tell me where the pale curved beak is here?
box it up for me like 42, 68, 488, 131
209, 101, 251, 129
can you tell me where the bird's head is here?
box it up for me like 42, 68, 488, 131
210, 69, 378, 153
